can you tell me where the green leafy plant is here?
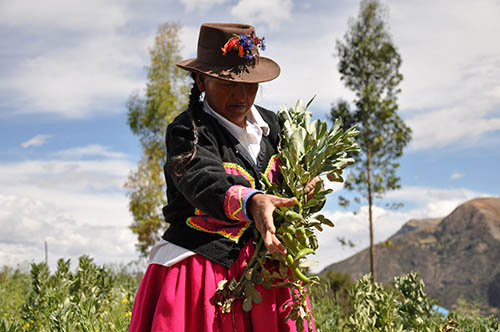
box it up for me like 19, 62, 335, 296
13, 256, 138, 332
214, 99, 359, 331
2, 259, 499, 331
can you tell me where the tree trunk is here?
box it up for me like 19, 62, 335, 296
367, 148, 376, 282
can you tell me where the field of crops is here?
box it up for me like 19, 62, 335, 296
0, 256, 138, 332
1, 256, 499, 332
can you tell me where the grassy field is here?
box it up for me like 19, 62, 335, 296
1, 256, 498, 332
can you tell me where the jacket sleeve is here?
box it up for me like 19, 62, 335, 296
164, 117, 261, 223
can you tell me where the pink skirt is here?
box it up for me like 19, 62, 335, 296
129, 241, 315, 332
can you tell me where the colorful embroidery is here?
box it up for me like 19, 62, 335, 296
223, 162, 256, 188
224, 185, 261, 222
227, 186, 243, 219
184, 162, 259, 242
186, 212, 251, 242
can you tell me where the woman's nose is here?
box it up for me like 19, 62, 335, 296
233, 83, 248, 98
233, 83, 250, 98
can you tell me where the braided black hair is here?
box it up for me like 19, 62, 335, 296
172, 72, 202, 177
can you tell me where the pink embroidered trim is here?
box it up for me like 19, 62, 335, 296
223, 162, 256, 188
186, 213, 251, 242
183, 162, 260, 242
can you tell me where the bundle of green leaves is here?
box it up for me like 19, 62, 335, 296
214, 99, 359, 331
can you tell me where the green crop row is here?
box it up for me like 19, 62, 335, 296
1, 256, 498, 331
0, 256, 139, 332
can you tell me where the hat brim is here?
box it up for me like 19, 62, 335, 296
176, 56, 280, 83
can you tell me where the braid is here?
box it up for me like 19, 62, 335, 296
188, 72, 202, 111
172, 72, 202, 177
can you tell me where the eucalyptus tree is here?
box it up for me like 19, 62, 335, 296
330, 0, 412, 282
125, 23, 189, 255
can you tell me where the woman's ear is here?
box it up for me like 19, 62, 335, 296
195, 73, 205, 92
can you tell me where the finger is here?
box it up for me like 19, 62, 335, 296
271, 196, 297, 207
264, 232, 286, 255
306, 177, 318, 189
255, 212, 276, 240
307, 177, 321, 191
271, 234, 286, 255
267, 221, 276, 235
263, 231, 273, 250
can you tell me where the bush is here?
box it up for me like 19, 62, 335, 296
1, 256, 139, 332
310, 272, 500, 332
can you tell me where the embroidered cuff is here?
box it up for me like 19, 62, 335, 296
224, 185, 263, 222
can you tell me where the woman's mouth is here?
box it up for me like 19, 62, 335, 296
228, 104, 248, 111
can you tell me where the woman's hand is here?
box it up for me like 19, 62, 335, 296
305, 176, 324, 202
247, 193, 297, 255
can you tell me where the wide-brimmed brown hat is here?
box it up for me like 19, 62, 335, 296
176, 23, 280, 83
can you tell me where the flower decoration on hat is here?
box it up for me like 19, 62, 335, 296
221, 32, 266, 74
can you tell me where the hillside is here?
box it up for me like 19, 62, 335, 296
322, 197, 500, 316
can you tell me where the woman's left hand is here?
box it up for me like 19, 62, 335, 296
247, 193, 297, 255
305, 176, 324, 202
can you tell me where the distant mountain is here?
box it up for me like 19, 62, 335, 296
322, 197, 500, 316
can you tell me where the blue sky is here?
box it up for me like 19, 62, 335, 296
1, 0, 499, 272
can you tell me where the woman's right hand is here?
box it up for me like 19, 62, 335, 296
247, 193, 297, 255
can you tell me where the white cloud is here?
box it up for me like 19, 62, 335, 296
52, 144, 127, 159
5, 32, 149, 118
0, 145, 145, 268
0, 0, 154, 118
389, 0, 500, 110
406, 102, 500, 151
450, 171, 465, 180
253, 9, 353, 114
0, 158, 132, 193
387, 0, 500, 150
251, 0, 500, 151
0, 194, 137, 270
230, 0, 293, 30
21, 134, 53, 148
0, 0, 128, 31
3, 0, 500, 151
312, 185, 495, 273
180, 0, 227, 12
179, 25, 200, 60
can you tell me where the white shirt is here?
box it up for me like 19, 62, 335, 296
149, 100, 269, 267
202, 98, 270, 163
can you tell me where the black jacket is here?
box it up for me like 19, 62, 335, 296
162, 104, 281, 268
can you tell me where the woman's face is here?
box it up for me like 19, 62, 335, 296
196, 74, 258, 127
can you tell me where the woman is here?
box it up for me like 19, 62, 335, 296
130, 23, 316, 332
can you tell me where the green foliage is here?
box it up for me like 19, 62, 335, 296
0, 256, 139, 332
452, 296, 482, 318
309, 272, 352, 330
330, 0, 412, 281
311, 272, 500, 332
2, 261, 499, 331
445, 312, 500, 332
125, 22, 189, 256
332, 0, 411, 204
125, 151, 166, 254
0, 266, 30, 330
393, 273, 439, 331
